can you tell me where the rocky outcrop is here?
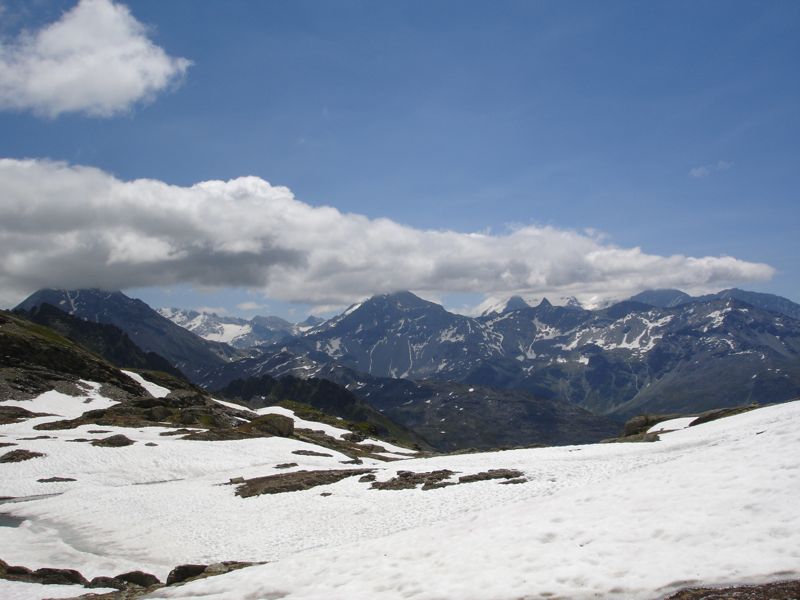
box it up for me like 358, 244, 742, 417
0, 449, 45, 462
234, 469, 373, 498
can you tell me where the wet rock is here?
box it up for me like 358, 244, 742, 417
91, 434, 135, 447
0, 448, 45, 462
166, 563, 208, 586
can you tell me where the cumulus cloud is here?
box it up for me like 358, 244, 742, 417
689, 160, 733, 179
0, 0, 190, 117
0, 158, 775, 310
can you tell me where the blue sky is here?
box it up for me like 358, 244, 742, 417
0, 0, 797, 320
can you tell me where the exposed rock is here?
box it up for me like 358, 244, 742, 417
499, 477, 527, 485
458, 469, 524, 484
690, 404, 760, 427
0, 442, 16, 448
320, 492, 332, 497
87, 429, 112, 434
247, 413, 293, 437
0, 449, 45, 462
358, 473, 376, 483
91, 434, 135, 447
145, 442, 158, 447
166, 563, 207, 586
371, 469, 456, 491
159, 428, 196, 437
0, 405, 50, 425
87, 575, 127, 590
38, 476, 76, 483
275, 462, 298, 469
602, 432, 660, 444
665, 579, 800, 599
18, 435, 54, 440
292, 449, 333, 457
623, 413, 683, 437
114, 570, 160, 587
235, 469, 373, 498
32, 566, 88, 585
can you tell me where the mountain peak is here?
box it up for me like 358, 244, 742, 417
537, 298, 552, 308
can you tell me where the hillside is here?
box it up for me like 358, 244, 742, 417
16, 289, 242, 382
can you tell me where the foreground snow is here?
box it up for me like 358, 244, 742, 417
1, 380, 798, 600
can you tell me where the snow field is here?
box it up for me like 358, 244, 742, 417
148, 401, 800, 600
2, 378, 799, 599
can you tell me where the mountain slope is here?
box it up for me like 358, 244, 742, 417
217, 374, 432, 450
18, 303, 184, 379
0, 310, 147, 400
16, 289, 241, 382
221, 291, 800, 418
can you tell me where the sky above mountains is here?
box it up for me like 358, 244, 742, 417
1, 0, 797, 320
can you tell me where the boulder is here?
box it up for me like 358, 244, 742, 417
166, 563, 208, 586
114, 570, 161, 587
32, 567, 88, 585
91, 434, 135, 447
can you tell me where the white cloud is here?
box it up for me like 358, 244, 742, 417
0, 158, 775, 310
689, 160, 733, 179
0, 0, 190, 117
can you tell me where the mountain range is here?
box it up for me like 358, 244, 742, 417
157, 308, 323, 350
13, 286, 800, 450
199, 289, 800, 418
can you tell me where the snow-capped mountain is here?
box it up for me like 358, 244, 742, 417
158, 308, 325, 350
208, 290, 800, 418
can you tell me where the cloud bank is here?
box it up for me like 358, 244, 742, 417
0, 158, 775, 310
0, 0, 190, 117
